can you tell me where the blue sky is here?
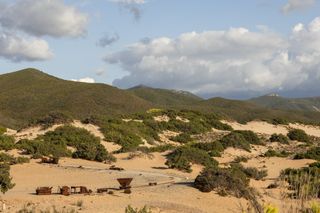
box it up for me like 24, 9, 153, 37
0, 0, 320, 99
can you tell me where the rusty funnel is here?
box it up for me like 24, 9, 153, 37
117, 178, 133, 189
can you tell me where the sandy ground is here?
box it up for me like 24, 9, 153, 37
224, 120, 320, 137
2, 120, 320, 212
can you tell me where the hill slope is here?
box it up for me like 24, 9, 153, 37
128, 85, 203, 106
194, 97, 320, 124
0, 69, 152, 128
250, 95, 320, 112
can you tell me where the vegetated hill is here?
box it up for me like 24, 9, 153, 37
128, 85, 203, 106
193, 97, 320, 124
250, 94, 320, 112
0, 69, 153, 129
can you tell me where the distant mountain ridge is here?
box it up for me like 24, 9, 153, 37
1, 68, 320, 129
249, 95, 320, 113
128, 85, 203, 106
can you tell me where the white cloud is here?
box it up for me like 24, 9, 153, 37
282, 0, 316, 14
71, 77, 95, 83
0, 0, 88, 37
0, 31, 52, 62
105, 17, 320, 98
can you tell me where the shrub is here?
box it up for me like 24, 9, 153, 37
219, 132, 251, 152
191, 141, 225, 157
139, 144, 175, 153
272, 118, 288, 125
240, 166, 267, 180
0, 163, 15, 194
33, 111, 72, 129
287, 129, 310, 143
17, 139, 71, 158
232, 156, 248, 163
0, 153, 29, 165
125, 205, 152, 213
270, 134, 289, 144
293, 147, 320, 161
194, 167, 262, 212
0, 126, 6, 135
264, 149, 290, 158
170, 133, 192, 144
165, 146, 218, 172
0, 134, 15, 151
281, 166, 320, 199
234, 130, 262, 145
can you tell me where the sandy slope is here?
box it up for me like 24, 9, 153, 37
224, 120, 320, 137
2, 120, 320, 212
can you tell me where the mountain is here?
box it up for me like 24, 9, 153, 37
128, 85, 203, 106
192, 97, 320, 124
0, 69, 152, 128
250, 95, 320, 112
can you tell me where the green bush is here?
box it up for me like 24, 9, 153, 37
271, 118, 288, 125
17, 139, 71, 158
0, 163, 15, 194
125, 205, 152, 213
219, 132, 251, 152
0, 153, 29, 165
170, 133, 193, 144
281, 166, 320, 199
0, 134, 15, 151
138, 144, 175, 153
264, 149, 290, 158
238, 165, 267, 180
33, 111, 72, 129
293, 147, 320, 161
191, 141, 224, 157
232, 156, 248, 163
287, 129, 310, 143
0, 126, 7, 135
17, 125, 115, 162
194, 166, 262, 212
270, 134, 289, 144
165, 146, 218, 172
233, 130, 262, 145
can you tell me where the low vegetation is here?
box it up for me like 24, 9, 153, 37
269, 133, 289, 144
263, 149, 290, 158
0, 134, 15, 151
191, 141, 225, 157
125, 205, 152, 213
280, 163, 320, 200
219, 130, 261, 152
0, 163, 15, 194
165, 146, 218, 172
287, 129, 310, 143
0, 153, 29, 165
17, 125, 115, 162
194, 166, 262, 212
293, 146, 320, 161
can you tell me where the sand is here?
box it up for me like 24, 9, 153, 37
2, 120, 320, 212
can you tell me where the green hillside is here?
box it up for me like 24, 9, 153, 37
128, 85, 203, 106
250, 95, 320, 112
193, 97, 320, 124
0, 69, 152, 129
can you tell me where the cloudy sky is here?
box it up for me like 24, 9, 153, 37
0, 0, 320, 99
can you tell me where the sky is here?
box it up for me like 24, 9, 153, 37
0, 0, 320, 99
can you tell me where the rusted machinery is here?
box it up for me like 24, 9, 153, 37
70, 186, 92, 194
117, 178, 133, 189
97, 188, 109, 193
60, 186, 71, 196
41, 156, 59, 164
109, 165, 124, 171
36, 187, 52, 195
